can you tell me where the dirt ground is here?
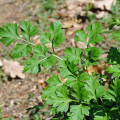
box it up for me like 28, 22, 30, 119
0, 0, 46, 119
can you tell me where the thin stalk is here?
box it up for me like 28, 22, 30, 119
71, 100, 79, 102
52, 39, 55, 54
101, 28, 120, 34
52, 54, 64, 61
95, 96, 99, 105
47, 51, 53, 54
18, 37, 64, 61
19, 37, 64, 61
39, 54, 64, 63
87, 42, 89, 48
101, 29, 114, 33
18, 37, 36, 46
39, 57, 48, 62
29, 36, 31, 42
86, 66, 89, 74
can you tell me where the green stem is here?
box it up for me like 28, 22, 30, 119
39, 54, 64, 63
87, 42, 89, 48
101, 29, 118, 34
116, 101, 120, 113
28, 36, 31, 42
47, 51, 53, 54
18, 37, 36, 46
52, 54, 64, 60
19, 37, 64, 61
102, 29, 112, 33
52, 39, 55, 54
95, 96, 99, 105
86, 67, 89, 74
71, 99, 79, 102
39, 57, 48, 63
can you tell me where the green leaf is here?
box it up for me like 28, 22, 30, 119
87, 22, 102, 39
33, 44, 56, 69
58, 60, 72, 78
49, 20, 63, 37
40, 56, 56, 68
42, 75, 62, 99
33, 44, 48, 57
86, 23, 103, 45
40, 32, 51, 44
72, 81, 90, 102
70, 104, 90, 120
106, 78, 120, 104
20, 20, 38, 39
74, 23, 103, 46
90, 34, 104, 45
66, 76, 78, 87
0, 23, 19, 46
65, 47, 82, 64
23, 58, 41, 74
13, 44, 32, 58
94, 116, 108, 120
96, 86, 105, 98
47, 85, 72, 112
107, 47, 120, 64
47, 75, 61, 86
85, 47, 102, 66
112, 31, 120, 41
109, 107, 120, 119
58, 60, 77, 79
74, 30, 87, 44
85, 76, 105, 100
106, 65, 120, 77
78, 72, 90, 82
42, 85, 62, 100
67, 72, 90, 88
50, 20, 65, 47
109, 18, 120, 29
93, 105, 106, 119
40, 21, 65, 48
104, 91, 115, 101
109, 78, 120, 98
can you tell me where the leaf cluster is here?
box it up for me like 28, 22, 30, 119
0, 20, 120, 120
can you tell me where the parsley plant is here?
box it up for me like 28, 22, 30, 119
0, 20, 120, 120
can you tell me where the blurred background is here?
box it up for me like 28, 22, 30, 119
0, 0, 119, 119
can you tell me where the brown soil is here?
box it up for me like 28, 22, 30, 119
0, 0, 45, 119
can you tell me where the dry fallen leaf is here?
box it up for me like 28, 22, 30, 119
93, 0, 116, 10
62, 19, 75, 28
66, 0, 93, 9
37, 79, 46, 88
96, 11, 107, 19
76, 41, 87, 49
2, 59, 25, 79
